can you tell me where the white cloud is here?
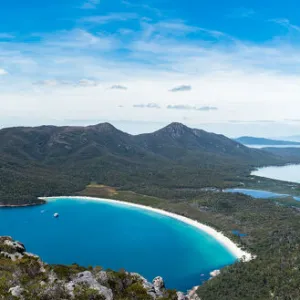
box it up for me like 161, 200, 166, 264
2, 17, 300, 136
270, 18, 300, 32
81, 0, 100, 9
111, 85, 128, 90
133, 103, 161, 108
44, 29, 117, 51
140, 19, 230, 41
78, 79, 98, 87
33, 79, 99, 87
0, 69, 8, 75
33, 80, 59, 87
121, 1, 162, 17
81, 13, 138, 24
0, 33, 14, 39
169, 85, 192, 92
167, 105, 217, 111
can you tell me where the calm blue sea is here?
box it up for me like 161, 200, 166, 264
0, 198, 236, 291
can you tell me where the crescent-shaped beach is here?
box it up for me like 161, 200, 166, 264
40, 196, 253, 262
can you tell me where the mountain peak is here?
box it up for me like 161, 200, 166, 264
89, 122, 118, 132
159, 122, 191, 137
166, 122, 187, 129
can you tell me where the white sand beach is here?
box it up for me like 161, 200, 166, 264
39, 196, 253, 262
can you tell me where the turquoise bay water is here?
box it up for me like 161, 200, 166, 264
0, 197, 236, 291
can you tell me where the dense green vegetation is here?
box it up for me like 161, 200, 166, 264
90, 189, 300, 300
2, 122, 300, 299
192, 193, 300, 300
76, 182, 300, 299
263, 147, 300, 161
0, 122, 292, 206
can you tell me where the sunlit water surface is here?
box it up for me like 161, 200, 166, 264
0, 197, 237, 291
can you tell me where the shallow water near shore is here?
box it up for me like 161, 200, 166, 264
0, 197, 237, 291
224, 188, 290, 199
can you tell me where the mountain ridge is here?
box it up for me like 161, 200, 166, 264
0, 122, 292, 206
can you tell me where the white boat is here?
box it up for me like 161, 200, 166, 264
53, 213, 59, 218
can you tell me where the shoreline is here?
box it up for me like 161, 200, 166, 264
39, 196, 253, 262
0, 202, 45, 208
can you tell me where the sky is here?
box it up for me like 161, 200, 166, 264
1, 0, 300, 137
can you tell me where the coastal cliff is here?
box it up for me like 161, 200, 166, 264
0, 236, 200, 300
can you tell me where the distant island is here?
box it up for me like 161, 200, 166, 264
235, 136, 300, 146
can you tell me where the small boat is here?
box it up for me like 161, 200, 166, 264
53, 213, 59, 218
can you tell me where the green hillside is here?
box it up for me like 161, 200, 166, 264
0, 122, 290, 206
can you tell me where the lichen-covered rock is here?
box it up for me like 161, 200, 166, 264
131, 273, 164, 298
9, 286, 25, 299
187, 286, 201, 300
209, 269, 221, 278
153, 276, 165, 296
0, 237, 26, 261
0, 251, 23, 261
95, 270, 109, 285
66, 271, 113, 300
4, 239, 26, 253
177, 291, 188, 300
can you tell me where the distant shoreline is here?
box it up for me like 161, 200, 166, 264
0, 202, 45, 208
39, 196, 253, 262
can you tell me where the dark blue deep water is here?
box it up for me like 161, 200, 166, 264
0, 197, 237, 291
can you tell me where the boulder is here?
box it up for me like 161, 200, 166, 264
4, 239, 26, 253
66, 271, 113, 300
209, 269, 221, 278
9, 286, 25, 299
177, 291, 188, 300
187, 286, 201, 300
96, 270, 109, 285
152, 276, 165, 297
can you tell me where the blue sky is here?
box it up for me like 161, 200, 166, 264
1, 0, 300, 137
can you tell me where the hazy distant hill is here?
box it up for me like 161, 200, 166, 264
0, 122, 289, 205
235, 136, 300, 146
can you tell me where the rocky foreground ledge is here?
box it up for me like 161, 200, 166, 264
0, 237, 200, 300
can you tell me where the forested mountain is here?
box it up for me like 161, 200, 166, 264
0, 122, 277, 164
235, 136, 300, 146
0, 122, 290, 206
263, 147, 300, 161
